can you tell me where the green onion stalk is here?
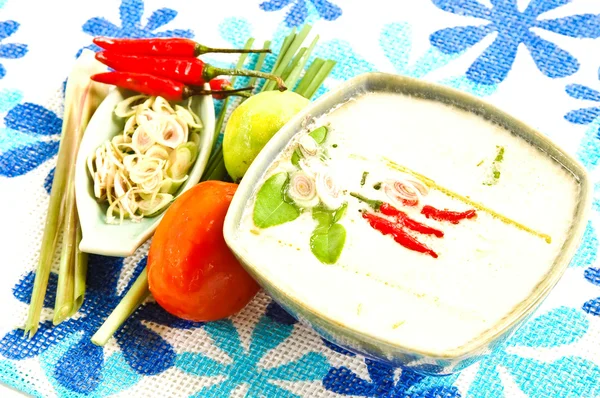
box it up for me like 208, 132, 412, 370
91, 25, 337, 345
24, 50, 109, 336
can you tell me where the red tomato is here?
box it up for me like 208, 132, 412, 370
147, 181, 260, 321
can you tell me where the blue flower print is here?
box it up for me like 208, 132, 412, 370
37, 332, 142, 398
380, 22, 497, 98
564, 84, 600, 125
430, 0, 600, 85
563, 84, 600, 169
570, 221, 600, 317
177, 312, 330, 397
583, 267, 600, 316
0, 100, 61, 179
265, 302, 460, 397
323, 356, 460, 397
0, 256, 202, 394
81, 0, 193, 55
260, 0, 342, 28
0, 20, 28, 79
466, 307, 600, 398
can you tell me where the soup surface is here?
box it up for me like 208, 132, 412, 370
234, 92, 579, 355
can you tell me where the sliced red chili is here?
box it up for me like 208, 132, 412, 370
421, 205, 477, 224
93, 37, 271, 57
379, 203, 443, 238
362, 212, 438, 258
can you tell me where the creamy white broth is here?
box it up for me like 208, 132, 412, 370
234, 93, 579, 355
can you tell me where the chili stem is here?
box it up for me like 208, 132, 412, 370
91, 268, 150, 346
382, 157, 552, 243
350, 192, 382, 211
207, 67, 286, 91
196, 44, 270, 54
296, 58, 324, 97
190, 86, 255, 97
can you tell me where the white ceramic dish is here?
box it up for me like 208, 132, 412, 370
75, 87, 216, 257
223, 73, 591, 374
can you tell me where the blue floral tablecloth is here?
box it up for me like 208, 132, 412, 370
1, 0, 600, 397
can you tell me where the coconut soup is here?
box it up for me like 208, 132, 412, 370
234, 92, 579, 355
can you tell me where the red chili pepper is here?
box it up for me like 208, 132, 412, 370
209, 78, 233, 91
421, 205, 477, 224
379, 203, 443, 238
362, 212, 438, 258
95, 51, 286, 91
208, 78, 250, 100
93, 37, 271, 57
91, 72, 254, 101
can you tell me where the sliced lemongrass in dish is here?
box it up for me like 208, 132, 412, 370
87, 95, 204, 225
75, 87, 216, 256
288, 170, 319, 208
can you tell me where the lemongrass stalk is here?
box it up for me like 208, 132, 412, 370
296, 58, 324, 97
71, 224, 88, 316
52, 190, 77, 324
247, 40, 271, 88
201, 145, 223, 182
204, 150, 230, 182
266, 29, 296, 83
91, 268, 150, 346
281, 48, 307, 82
286, 35, 319, 89
302, 59, 336, 99
24, 50, 109, 337
263, 25, 312, 91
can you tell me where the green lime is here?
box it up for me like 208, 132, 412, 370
223, 90, 309, 182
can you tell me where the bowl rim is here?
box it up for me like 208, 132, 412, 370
223, 72, 592, 360
75, 86, 216, 257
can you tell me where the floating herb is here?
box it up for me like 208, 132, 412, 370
333, 202, 347, 223
309, 126, 328, 144
483, 145, 504, 186
360, 171, 368, 187
291, 150, 301, 166
253, 172, 300, 228
310, 205, 346, 264
373, 182, 382, 190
